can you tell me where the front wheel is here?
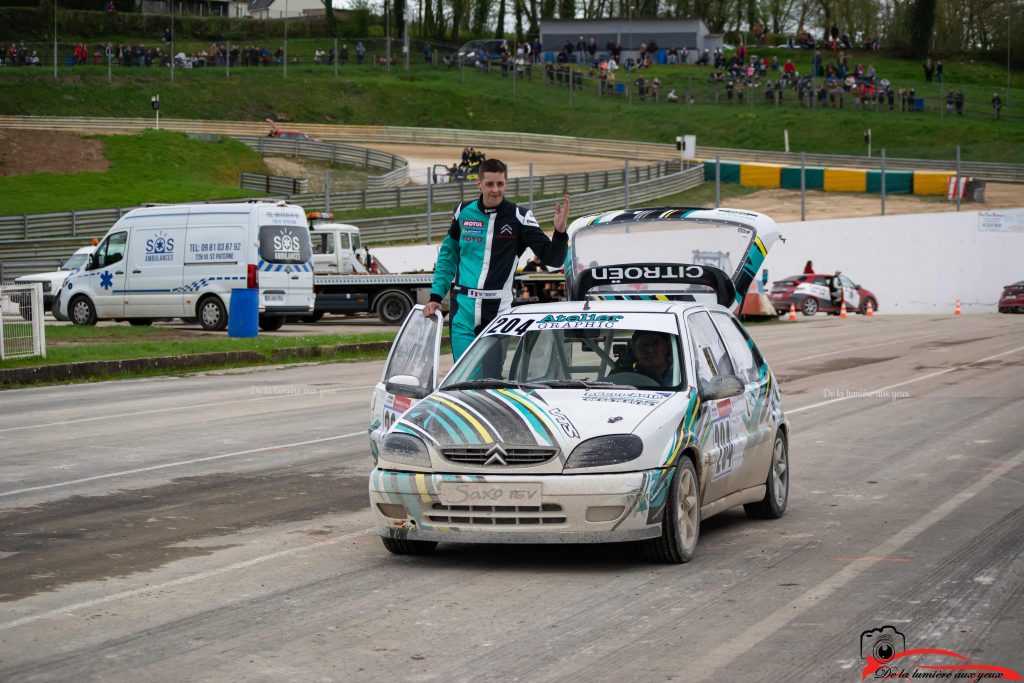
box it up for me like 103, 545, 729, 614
745, 430, 789, 519
642, 457, 700, 563
800, 297, 819, 316
258, 315, 285, 331
51, 293, 68, 321
381, 536, 438, 555
197, 296, 228, 331
69, 295, 98, 326
859, 297, 877, 315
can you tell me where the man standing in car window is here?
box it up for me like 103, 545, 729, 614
424, 158, 570, 360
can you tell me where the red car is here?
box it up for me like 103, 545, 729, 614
770, 272, 879, 316
998, 280, 1024, 313
266, 119, 318, 142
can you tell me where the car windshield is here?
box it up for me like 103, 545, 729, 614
441, 312, 685, 391
62, 253, 89, 270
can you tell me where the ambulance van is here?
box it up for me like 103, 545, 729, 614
60, 202, 314, 331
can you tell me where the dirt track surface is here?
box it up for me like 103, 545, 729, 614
0, 129, 109, 176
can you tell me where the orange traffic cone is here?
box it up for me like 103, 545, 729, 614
840, 300, 848, 318
787, 303, 797, 321
954, 299, 962, 315
865, 300, 874, 317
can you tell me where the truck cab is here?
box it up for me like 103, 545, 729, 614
307, 212, 367, 275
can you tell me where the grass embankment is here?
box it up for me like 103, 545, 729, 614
0, 324, 397, 370
1, 46, 1020, 163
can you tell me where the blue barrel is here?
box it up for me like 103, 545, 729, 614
228, 288, 258, 338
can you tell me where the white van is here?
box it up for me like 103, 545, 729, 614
60, 202, 314, 331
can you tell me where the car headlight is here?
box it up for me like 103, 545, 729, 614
565, 435, 643, 468
380, 432, 431, 468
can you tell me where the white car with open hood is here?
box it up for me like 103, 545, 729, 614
367, 207, 789, 563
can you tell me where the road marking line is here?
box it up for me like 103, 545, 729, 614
0, 386, 377, 434
788, 344, 1024, 414
0, 432, 365, 498
690, 445, 1024, 681
771, 333, 936, 365
0, 526, 376, 632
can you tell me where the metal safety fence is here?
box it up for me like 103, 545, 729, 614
0, 283, 46, 360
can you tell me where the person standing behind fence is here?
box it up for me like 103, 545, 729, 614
424, 159, 571, 360
923, 57, 934, 82
992, 93, 1002, 119
356, 41, 365, 64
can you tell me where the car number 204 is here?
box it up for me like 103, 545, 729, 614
438, 482, 542, 505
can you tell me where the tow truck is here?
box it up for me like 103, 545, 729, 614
304, 213, 565, 324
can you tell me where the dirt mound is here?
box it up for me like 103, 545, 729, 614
0, 129, 109, 176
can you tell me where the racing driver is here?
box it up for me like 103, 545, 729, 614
424, 158, 571, 359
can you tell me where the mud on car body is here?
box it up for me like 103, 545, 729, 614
368, 208, 791, 563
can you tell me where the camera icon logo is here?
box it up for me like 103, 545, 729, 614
860, 625, 906, 663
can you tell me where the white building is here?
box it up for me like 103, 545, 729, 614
248, 0, 325, 19
540, 18, 722, 62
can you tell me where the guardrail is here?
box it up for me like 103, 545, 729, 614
0, 165, 703, 281
239, 172, 309, 194
235, 136, 409, 188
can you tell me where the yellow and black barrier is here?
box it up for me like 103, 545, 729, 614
703, 160, 951, 196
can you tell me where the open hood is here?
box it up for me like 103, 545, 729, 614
565, 207, 782, 306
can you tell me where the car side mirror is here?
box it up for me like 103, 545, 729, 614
386, 374, 430, 399
699, 375, 745, 401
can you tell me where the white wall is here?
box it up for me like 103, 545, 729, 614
371, 208, 1024, 314
768, 209, 1024, 314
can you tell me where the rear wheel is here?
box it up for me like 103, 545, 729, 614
197, 296, 228, 331
381, 536, 438, 555
69, 295, 97, 326
642, 457, 700, 563
745, 430, 789, 519
258, 315, 285, 331
376, 291, 412, 325
800, 297, 819, 316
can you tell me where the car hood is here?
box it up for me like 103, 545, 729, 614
394, 387, 688, 451
15, 270, 69, 285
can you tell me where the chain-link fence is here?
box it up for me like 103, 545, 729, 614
0, 283, 46, 360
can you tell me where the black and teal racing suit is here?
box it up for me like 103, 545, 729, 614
429, 197, 568, 360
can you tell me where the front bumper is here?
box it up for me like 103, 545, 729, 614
369, 469, 671, 544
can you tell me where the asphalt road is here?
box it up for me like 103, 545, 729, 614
1, 314, 1022, 682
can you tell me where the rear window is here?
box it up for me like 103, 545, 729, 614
259, 225, 311, 264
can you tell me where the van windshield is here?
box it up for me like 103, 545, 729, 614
259, 225, 312, 264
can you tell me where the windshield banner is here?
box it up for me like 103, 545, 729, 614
482, 312, 678, 336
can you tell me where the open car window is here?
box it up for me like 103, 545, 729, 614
441, 312, 686, 391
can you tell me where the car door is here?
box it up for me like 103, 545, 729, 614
686, 309, 745, 503
841, 275, 861, 310
124, 222, 186, 317
368, 305, 443, 461
91, 230, 128, 318
710, 311, 773, 492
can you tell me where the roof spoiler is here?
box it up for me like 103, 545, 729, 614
571, 262, 736, 307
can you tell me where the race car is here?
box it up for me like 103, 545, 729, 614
769, 271, 879, 316
998, 280, 1024, 313
367, 207, 790, 563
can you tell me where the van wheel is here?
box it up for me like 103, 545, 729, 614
376, 291, 412, 325
258, 315, 285, 331
129, 319, 153, 326
70, 295, 98, 326
197, 296, 228, 331
19, 303, 33, 321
